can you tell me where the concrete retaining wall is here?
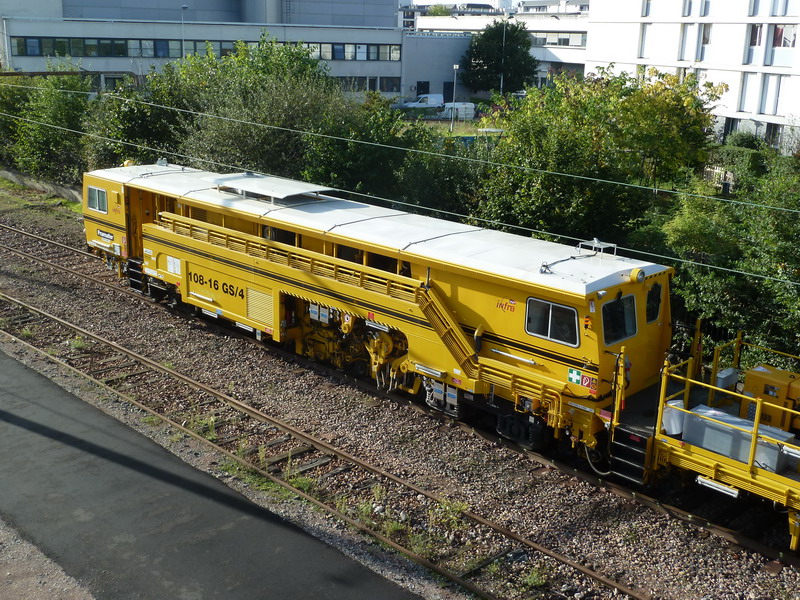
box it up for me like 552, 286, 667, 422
0, 169, 81, 204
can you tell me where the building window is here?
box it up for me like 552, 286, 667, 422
683, 0, 693, 15
379, 77, 400, 92
87, 187, 108, 214
25, 38, 41, 56
745, 23, 763, 64
772, 23, 797, 47
765, 123, 783, 148
532, 33, 546, 46
749, 23, 763, 46
679, 23, 696, 60
141, 40, 154, 58
772, 0, 799, 16
739, 71, 759, 112
699, 23, 712, 60
700, 0, 711, 15
525, 298, 579, 347
339, 76, 367, 92
642, 0, 651, 17
722, 117, 740, 140
319, 43, 332, 60
639, 23, 650, 58
760, 73, 788, 114
356, 44, 367, 60
768, 23, 797, 65
368, 45, 379, 60
344, 44, 356, 60
332, 43, 345, 60
750, 0, 761, 15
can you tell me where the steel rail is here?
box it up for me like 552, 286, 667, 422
0, 292, 653, 600
3, 223, 795, 579
0, 222, 98, 260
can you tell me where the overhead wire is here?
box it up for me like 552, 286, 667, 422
0, 94, 798, 288
0, 80, 797, 216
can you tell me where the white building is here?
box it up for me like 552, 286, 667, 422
0, 0, 471, 101
416, 2, 589, 86
585, 0, 799, 153
0, 0, 797, 152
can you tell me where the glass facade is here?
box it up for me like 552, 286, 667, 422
10, 36, 401, 62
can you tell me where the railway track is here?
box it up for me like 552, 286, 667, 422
0, 291, 651, 599
1, 219, 798, 595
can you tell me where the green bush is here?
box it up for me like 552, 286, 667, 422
708, 144, 765, 178
725, 130, 762, 149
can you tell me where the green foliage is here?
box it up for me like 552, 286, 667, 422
665, 154, 800, 351
460, 20, 539, 94
0, 76, 32, 165
69, 336, 88, 350
11, 63, 91, 183
725, 130, 762, 149
426, 4, 452, 16
709, 144, 765, 179
476, 68, 725, 240
395, 130, 489, 218
523, 566, 548, 588
303, 92, 426, 197
428, 497, 468, 531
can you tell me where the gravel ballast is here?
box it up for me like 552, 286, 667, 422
1, 182, 798, 600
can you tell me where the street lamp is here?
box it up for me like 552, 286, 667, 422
181, 4, 188, 58
500, 14, 513, 96
450, 64, 459, 132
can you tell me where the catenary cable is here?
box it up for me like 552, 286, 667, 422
0, 110, 797, 289
1, 80, 798, 217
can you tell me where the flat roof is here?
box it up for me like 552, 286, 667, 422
89, 163, 670, 295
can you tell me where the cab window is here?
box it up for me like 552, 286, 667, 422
646, 282, 662, 323
525, 298, 578, 346
603, 295, 637, 344
87, 186, 107, 213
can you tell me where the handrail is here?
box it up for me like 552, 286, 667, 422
158, 212, 570, 423
156, 213, 418, 302
659, 359, 800, 473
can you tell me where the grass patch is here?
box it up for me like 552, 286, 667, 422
523, 566, 548, 589
407, 531, 436, 559
428, 497, 469, 531
0, 178, 29, 192
141, 414, 163, 426
19, 327, 34, 340
287, 474, 317, 495
69, 336, 88, 351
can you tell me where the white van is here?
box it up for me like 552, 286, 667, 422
441, 102, 475, 120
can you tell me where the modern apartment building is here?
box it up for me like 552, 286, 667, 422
0, 0, 471, 101
0, 0, 797, 152
585, 0, 799, 153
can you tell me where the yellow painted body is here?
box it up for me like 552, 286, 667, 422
82, 165, 673, 451
652, 353, 800, 550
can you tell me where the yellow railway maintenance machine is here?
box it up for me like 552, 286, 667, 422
83, 162, 672, 446
82, 162, 799, 548
639, 334, 800, 552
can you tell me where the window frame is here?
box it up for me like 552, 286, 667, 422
525, 297, 580, 348
87, 186, 108, 214
646, 282, 662, 323
602, 294, 638, 345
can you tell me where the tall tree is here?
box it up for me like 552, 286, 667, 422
12, 65, 91, 184
475, 68, 724, 241
459, 20, 539, 94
